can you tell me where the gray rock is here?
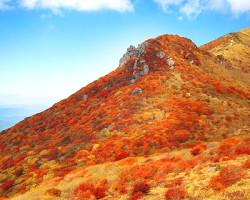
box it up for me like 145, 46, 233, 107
134, 73, 140, 81
127, 45, 136, 52
139, 59, 146, 64
137, 42, 148, 55
132, 88, 143, 95
207, 167, 216, 173
119, 42, 148, 67
143, 65, 149, 75
134, 59, 139, 69
166, 57, 175, 67
130, 79, 136, 84
82, 94, 88, 101
156, 51, 165, 59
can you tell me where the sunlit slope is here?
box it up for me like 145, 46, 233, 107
0, 30, 249, 200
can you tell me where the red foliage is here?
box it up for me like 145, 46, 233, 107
95, 179, 108, 199
235, 146, 250, 155
243, 159, 250, 169
166, 179, 183, 188
130, 192, 144, 200
73, 182, 95, 199
28, 163, 38, 172
53, 167, 73, 177
115, 151, 129, 161
73, 179, 108, 199
0, 179, 14, 192
191, 143, 206, 156
219, 138, 239, 156
132, 181, 150, 194
209, 165, 245, 191
174, 130, 191, 143
46, 188, 61, 197
14, 168, 23, 177
165, 187, 187, 200
18, 185, 26, 194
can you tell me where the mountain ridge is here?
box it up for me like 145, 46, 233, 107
0, 28, 249, 200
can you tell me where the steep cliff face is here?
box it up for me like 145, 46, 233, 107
0, 29, 249, 200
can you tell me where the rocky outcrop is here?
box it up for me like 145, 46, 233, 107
119, 42, 148, 67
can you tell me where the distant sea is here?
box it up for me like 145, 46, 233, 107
0, 105, 49, 132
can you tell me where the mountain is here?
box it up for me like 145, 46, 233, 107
0, 28, 249, 200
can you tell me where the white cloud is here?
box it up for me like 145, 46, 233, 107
154, 0, 250, 17
0, 0, 11, 10
20, 0, 133, 12
1, 0, 250, 16
227, 0, 250, 14
154, 0, 184, 12
206, 0, 225, 11
181, 0, 201, 17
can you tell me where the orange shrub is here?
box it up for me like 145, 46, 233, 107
209, 165, 244, 191
165, 187, 187, 200
73, 179, 108, 199
73, 182, 95, 199
243, 159, 250, 169
219, 138, 239, 155
174, 130, 191, 143
191, 143, 206, 156
130, 192, 144, 200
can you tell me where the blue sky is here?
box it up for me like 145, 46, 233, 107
0, 0, 250, 108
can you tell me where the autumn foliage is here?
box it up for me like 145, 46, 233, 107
73, 179, 108, 199
0, 30, 250, 199
209, 165, 245, 191
165, 187, 187, 200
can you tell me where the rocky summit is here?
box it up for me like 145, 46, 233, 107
0, 28, 250, 200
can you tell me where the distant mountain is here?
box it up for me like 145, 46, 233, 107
0, 28, 249, 200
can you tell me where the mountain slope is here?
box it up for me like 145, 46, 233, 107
0, 29, 249, 200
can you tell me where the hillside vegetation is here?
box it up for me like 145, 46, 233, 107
0, 28, 249, 200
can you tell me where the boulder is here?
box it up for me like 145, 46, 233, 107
82, 94, 88, 101
119, 42, 148, 67
156, 51, 165, 59
132, 88, 143, 95
166, 57, 175, 67
143, 65, 149, 75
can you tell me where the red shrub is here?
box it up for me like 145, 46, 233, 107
132, 181, 150, 194
47, 188, 61, 197
219, 138, 239, 155
243, 159, 250, 169
94, 179, 108, 199
174, 130, 191, 143
54, 167, 73, 177
18, 185, 26, 194
209, 165, 244, 191
115, 151, 129, 161
0, 179, 14, 192
14, 168, 23, 177
165, 187, 187, 200
191, 143, 206, 156
235, 146, 250, 155
130, 192, 144, 200
166, 179, 183, 188
73, 179, 108, 199
73, 182, 95, 199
